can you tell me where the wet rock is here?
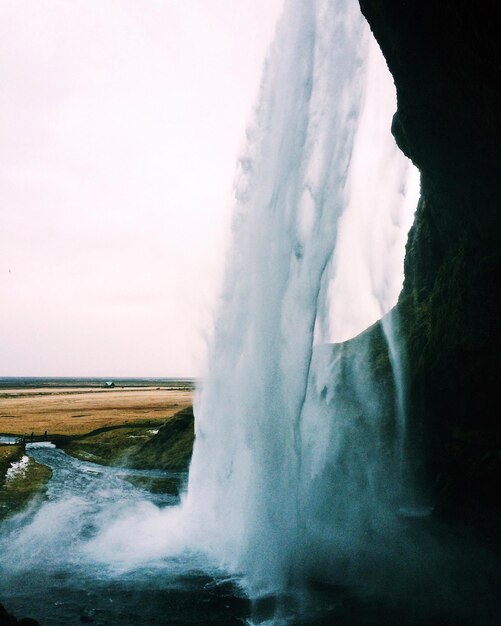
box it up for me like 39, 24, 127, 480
358, 0, 501, 523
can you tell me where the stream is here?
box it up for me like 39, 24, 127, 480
0, 445, 249, 625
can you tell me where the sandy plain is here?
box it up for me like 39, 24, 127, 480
0, 387, 192, 436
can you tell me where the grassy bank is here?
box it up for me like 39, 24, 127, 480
0, 391, 195, 515
0, 405, 193, 518
60, 425, 162, 466
61, 406, 195, 473
0, 445, 52, 520
0, 446, 22, 479
127, 406, 195, 471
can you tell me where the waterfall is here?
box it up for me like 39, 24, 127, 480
80, 0, 418, 603
182, 0, 418, 596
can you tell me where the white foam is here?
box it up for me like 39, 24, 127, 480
5, 455, 30, 481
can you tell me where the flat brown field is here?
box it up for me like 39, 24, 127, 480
0, 387, 192, 436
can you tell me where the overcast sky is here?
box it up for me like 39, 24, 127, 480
0, 0, 284, 377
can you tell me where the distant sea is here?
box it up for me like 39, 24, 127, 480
0, 377, 195, 389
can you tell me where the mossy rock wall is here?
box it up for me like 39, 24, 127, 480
358, 0, 501, 521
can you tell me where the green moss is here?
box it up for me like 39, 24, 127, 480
395, 190, 501, 521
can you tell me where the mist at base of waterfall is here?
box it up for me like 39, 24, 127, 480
1, 447, 498, 625
0, 446, 241, 625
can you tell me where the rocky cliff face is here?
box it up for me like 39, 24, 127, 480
358, 1, 501, 521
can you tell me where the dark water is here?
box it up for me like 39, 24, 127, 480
0, 447, 498, 625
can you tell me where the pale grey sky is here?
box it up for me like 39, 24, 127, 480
0, 0, 283, 377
